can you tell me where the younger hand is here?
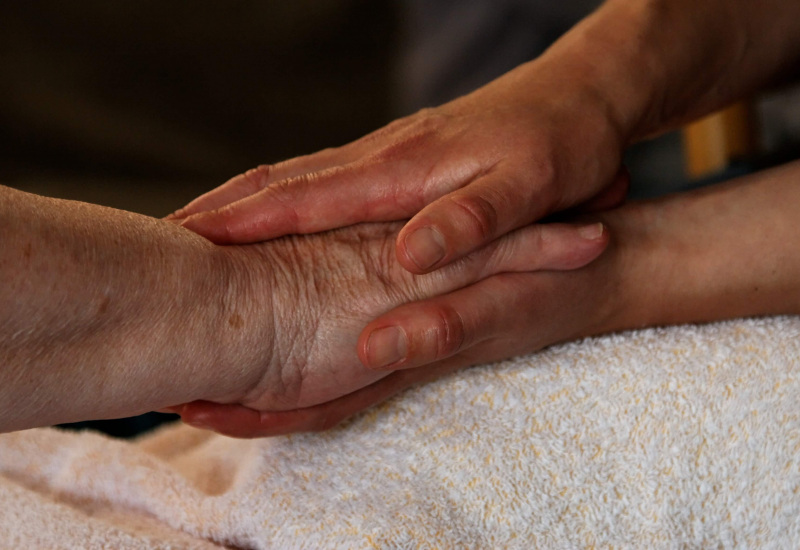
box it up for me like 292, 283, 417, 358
171, 57, 628, 275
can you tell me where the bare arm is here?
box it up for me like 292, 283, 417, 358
549, 0, 800, 140
0, 185, 266, 431
612, 161, 800, 328
1, 184, 587, 432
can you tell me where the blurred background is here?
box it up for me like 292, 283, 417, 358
2, 1, 798, 436
0, 1, 399, 217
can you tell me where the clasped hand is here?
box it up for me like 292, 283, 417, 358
168, 60, 630, 437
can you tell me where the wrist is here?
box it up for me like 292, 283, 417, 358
596, 162, 800, 336
534, 0, 661, 145
200, 244, 278, 405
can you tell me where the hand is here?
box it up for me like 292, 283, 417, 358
170, 56, 629, 275
210, 218, 609, 413
176, 159, 800, 437
177, 217, 625, 437
176, 254, 626, 437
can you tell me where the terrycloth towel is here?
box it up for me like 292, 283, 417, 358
1, 317, 800, 549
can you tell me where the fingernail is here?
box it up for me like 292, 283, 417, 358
366, 326, 407, 369
405, 226, 446, 270
578, 222, 604, 240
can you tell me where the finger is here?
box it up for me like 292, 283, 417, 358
426, 220, 608, 299
180, 222, 605, 434
179, 156, 438, 244
358, 274, 530, 370
168, 112, 432, 223
576, 166, 630, 213
397, 220, 607, 315
178, 358, 466, 438
395, 168, 561, 274
166, 146, 364, 221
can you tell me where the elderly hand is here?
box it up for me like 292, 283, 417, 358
210, 219, 608, 414
179, 160, 800, 437
176, 213, 627, 437
0, 183, 604, 432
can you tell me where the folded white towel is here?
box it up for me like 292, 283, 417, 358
1, 317, 799, 549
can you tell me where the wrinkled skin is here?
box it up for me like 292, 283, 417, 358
218, 220, 609, 413
178, 162, 800, 437
174, 77, 628, 272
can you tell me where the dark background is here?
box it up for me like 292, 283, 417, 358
0, 1, 399, 217
1, 1, 401, 436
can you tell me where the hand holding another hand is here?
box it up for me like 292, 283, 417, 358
177, 162, 800, 437
178, 221, 619, 437
192, 217, 611, 437
170, 56, 629, 275
167, 45, 637, 438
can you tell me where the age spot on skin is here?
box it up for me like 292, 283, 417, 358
23, 243, 32, 259
229, 313, 245, 329
97, 296, 110, 315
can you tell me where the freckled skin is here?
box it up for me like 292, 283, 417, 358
228, 314, 244, 329
215, 223, 522, 410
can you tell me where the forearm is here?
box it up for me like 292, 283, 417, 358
604, 161, 800, 332
0, 186, 256, 431
527, 0, 800, 142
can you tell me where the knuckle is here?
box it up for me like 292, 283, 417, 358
369, 110, 449, 164
241, 164, 273, 193
264, 175, 312, 224
212, 206, 239, 242
536, 159, 558, 199
529, 227, 571, 269
447, 193, 499, 243
491, 227, 543, 272
524, 225, 547, 255
430, 302, 467, 359
411, 108, 449, 132
267, 174, 299, 200
530, 145, 558, 185
518, 135, 560, 199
